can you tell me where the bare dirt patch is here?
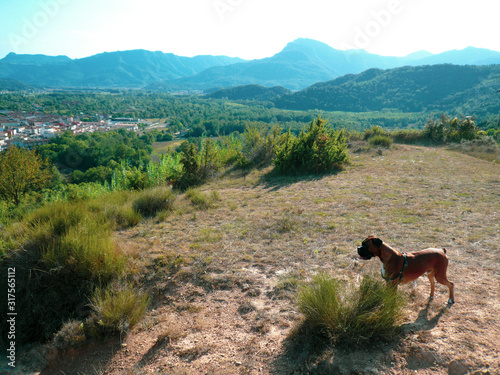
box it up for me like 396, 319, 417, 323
14, 145, 499, 375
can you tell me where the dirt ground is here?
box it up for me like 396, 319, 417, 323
8, 144, 500, 374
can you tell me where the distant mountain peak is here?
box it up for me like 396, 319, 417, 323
404, 50, 433, 60
282, 38, 339, 52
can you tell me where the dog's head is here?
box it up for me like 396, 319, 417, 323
357, 237, 383, 260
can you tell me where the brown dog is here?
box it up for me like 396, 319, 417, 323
357, 236, 454, 304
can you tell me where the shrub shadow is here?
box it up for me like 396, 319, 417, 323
271, 303, 451, 374
256, 169, 338, 192
271, 319, 333, 374
40, 337, 121, 375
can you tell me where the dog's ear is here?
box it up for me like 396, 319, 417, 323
372, 238, 383, 247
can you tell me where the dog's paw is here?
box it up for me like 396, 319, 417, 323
447, 299, 454, 306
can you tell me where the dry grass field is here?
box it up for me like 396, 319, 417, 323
17, 144, 500, 374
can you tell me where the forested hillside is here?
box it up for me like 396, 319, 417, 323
205, 84, 291, 101
273, 64, 500, 116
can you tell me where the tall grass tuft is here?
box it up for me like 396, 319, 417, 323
88, 284, 151, 335
132, 186, 177, 217
87, 190, 142, 229
297, 274, 406, 347
0, 200, 128, 344
185, 188, 219, 210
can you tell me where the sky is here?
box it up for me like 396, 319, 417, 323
0, 0, 498, 60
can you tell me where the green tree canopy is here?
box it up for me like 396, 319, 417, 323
0, 146, 53, 205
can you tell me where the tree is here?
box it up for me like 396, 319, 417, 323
0, 146, 53, 205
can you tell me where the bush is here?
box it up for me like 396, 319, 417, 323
51, 320, 86, 350
238, 124, 282, 168
297, 274, 405, 347
177, 140, 214, 189
274, 117, 349, 174
368, 135, 393, 148
392, 129, 426, 144
423, 114, 480, 144
363, 126, 389, 141
132, 187, 176, 217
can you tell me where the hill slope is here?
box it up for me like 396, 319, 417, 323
0, 78, 32, 91
18, 145, 500, 375
273, 64, 500, 114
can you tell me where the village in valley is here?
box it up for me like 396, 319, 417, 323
0, 109, 148, 152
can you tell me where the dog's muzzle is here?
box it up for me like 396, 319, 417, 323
357, 245, 374, 260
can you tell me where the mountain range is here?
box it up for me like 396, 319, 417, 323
1, 38, 500, 91
0, 50, 243, 88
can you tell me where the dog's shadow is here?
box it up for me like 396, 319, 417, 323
402, 301, 451, 333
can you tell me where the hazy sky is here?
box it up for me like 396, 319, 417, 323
0, 0, 498, 60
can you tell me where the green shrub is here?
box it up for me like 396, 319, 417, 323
392, 129, 425, 144
423, 114, 480, 144
177, 138, 223, 189
363, 126, 389, 141
297, 274, 405, 347
132, 187, 176, 217
368, 135, 393, 148
145, 153, 183, 187
238, 124, 282, 168
88, 284, 150, 335
274, 117, 349, 174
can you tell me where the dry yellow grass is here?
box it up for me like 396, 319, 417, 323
26, 144, 499, 375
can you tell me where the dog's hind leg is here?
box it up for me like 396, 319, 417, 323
427, 270, 436, 300
435, 271, 454, 305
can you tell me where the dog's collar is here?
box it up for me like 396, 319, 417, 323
382, 253, 408, 284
